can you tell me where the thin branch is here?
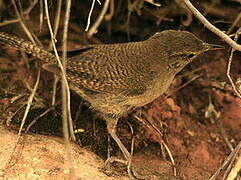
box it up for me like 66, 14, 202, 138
104, 0, 114, 21
62, 0, 76, 178
180, 0, 241, 52
53, 0, 62, 38
162, 141, 177, 176
226, 151, 241, 180
215, 116, 234, 151
87, 0, 111, 38
25, 106, 55, 133
226, 28, 241, 99
48, 0, 62, 106
0, 18, 20, 27
227, 12, 241, 34
46, 0, 62, 108
167, 75, 201, 97
43, 0, 75, 140
18, 69, 41, 137
85, 0, 97, 31
0, 0, 37, 28
11, 0, 35, 43
44, 0, 76, 178
178, 0, 241, 99
48, 0, 62, 50
39, 0, 44, 31
85, 0, 102, 31
209, 141, 241, 180
51, 75, 58, 106
134, 113, 177, 176
126, 121, 134, 179
62, 0, 76, 141
0, 0, 38, 28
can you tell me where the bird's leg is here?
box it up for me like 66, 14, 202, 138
105, 116, 136, 179
105, 116, 131, 161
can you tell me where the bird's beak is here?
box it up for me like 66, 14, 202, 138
203, 43, 224, 50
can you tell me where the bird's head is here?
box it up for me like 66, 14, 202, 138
148, 30, 223, 73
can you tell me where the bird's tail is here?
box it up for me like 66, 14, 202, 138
0, 31, 57, 64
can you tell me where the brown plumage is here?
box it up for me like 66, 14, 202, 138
0, 30, 221, 170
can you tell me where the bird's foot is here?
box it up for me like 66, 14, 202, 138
105, 156, 136, 179
105, 156, 128, 165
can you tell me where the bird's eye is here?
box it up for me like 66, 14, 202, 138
187, 54, 195, 58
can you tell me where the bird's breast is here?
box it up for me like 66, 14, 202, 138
126, 73, 175, 107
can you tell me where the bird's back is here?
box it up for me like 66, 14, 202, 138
65, 42, 157, 96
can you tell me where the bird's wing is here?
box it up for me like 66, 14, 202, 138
63, 45, 154, 97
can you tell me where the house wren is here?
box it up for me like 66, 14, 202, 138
0, 30, 221, 167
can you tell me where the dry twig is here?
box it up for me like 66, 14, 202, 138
178, 0, 241, 99
61, 1, 77, 178
126, 121, 135, 179
0, 0, 38, 27
134, 113, 177, 176
17, 70, 40, 137
85, 0, 102, 32
25, 106, 55, 133
226, 28, 241, 99
11, 0, 35, 43
39, 0, 44, 31
3, 70, 40, 170
43, 0, 76, 178
227, 12, 241, 34
104, 0, 114, 21
43, 0, 75, 139
87, 0, 111, 37
226, 152, 241, 180
48, 0, 62, 50
179, 0, 241, 52
209, 141, 241, 180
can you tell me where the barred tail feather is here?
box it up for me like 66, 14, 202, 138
0, 32, 57, 64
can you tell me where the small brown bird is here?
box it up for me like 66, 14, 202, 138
0, 30, 221, 169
